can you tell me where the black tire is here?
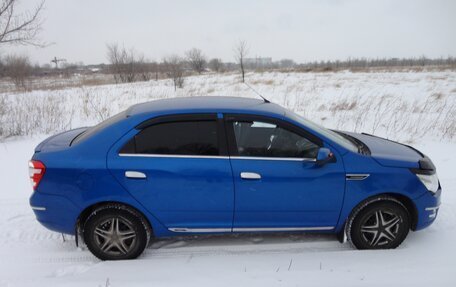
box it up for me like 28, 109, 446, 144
347, 197, 410, 249
83, 205, 150, 260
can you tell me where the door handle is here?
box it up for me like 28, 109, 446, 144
125, 171, 147, 179
240, 172, 261, 180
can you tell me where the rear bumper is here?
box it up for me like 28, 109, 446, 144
29, 191, 80, 235
413, 187, 441, 230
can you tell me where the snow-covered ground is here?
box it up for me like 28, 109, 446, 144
2, 70, 455, 143
1, 71, 455, 286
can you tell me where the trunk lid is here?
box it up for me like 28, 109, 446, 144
35, 127, 88, 153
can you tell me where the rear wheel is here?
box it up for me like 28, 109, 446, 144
83, 206, 149, 260
347, 198, 410, 249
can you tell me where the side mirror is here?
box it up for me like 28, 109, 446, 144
315, 147, 335, 166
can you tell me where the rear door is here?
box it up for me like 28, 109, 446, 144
107, 114, 234, 233
225, 114, 346, 231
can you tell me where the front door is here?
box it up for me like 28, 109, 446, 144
108, 114, 234, 233
225, 115, 346, 231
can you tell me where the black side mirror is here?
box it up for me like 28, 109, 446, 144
315, 147, 335, 166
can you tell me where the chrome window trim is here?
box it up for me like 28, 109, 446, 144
230, 156, 316, 162
119, 153, 316, 162
168, 226, 334, 233
119, 153, 229, 159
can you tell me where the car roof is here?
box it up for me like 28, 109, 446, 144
126, 96, 287, 118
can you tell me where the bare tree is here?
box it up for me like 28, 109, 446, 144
208, 58, 222, 73
0, 0, 45, 46
4, 54, 32, 89
234, 40, 248, 82
185, 48, 206, 74
151, 61, 160, 80
106, 43, 122, 83
135, 55, 153, 82
163, 55, 185, 91
106, 43, 148, 83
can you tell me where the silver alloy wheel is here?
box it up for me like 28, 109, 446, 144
360, 210, 401, 246
93, 216, 137, 255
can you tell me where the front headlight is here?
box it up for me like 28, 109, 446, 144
416, 173, 439, 193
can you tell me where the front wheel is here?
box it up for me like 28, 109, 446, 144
83, 206, 149, 260
347, 199, 410, 249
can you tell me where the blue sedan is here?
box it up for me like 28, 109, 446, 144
29, 96, 441, 260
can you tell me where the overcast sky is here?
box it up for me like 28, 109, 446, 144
3, 0, 456, 65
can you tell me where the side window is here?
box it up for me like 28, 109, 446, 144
120, 120, 219, 156
232, 120, 319, 158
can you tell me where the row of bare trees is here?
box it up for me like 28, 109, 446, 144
105, 45, 226, 89
106, 43, 186, 90
102, 39, 456, 89
104, 41, 251, 89
2, 0, 456, 92
297, 56, 456, 71
106, 43, 153, 84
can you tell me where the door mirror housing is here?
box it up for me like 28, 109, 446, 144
315, 147, 335, 166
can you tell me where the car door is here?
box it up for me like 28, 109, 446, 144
225, 114, 346, 231
107, 114, 234, 233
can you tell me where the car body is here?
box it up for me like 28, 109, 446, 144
29, 96, 441, 260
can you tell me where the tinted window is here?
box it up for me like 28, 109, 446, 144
121, 121, 219, 156
232, 121, 319, 158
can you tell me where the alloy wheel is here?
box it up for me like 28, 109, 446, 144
360, 210, 401, 247
93, 216, 137, 255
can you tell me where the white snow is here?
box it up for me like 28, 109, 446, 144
0, 71, 455, 286
2, 70, 456, 142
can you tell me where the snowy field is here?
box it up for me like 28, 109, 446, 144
0, 71, 455, 286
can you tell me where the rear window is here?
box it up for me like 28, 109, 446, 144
71, 111, 127, 145
120, 120, 219, 156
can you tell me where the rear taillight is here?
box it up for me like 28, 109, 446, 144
29, 160, 46, 190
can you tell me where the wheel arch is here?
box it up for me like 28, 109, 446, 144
345, 193, 418, 231
383, 193, 418, 230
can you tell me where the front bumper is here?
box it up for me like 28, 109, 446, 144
29, 191, 80, 235
413, 187, 441, 230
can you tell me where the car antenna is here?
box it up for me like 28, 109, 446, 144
244, 82, 270, 103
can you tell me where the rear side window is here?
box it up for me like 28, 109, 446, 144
120, 121, 219, 156
231, 120, 319, 158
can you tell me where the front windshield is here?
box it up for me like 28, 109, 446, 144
287, 111, 358, 153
